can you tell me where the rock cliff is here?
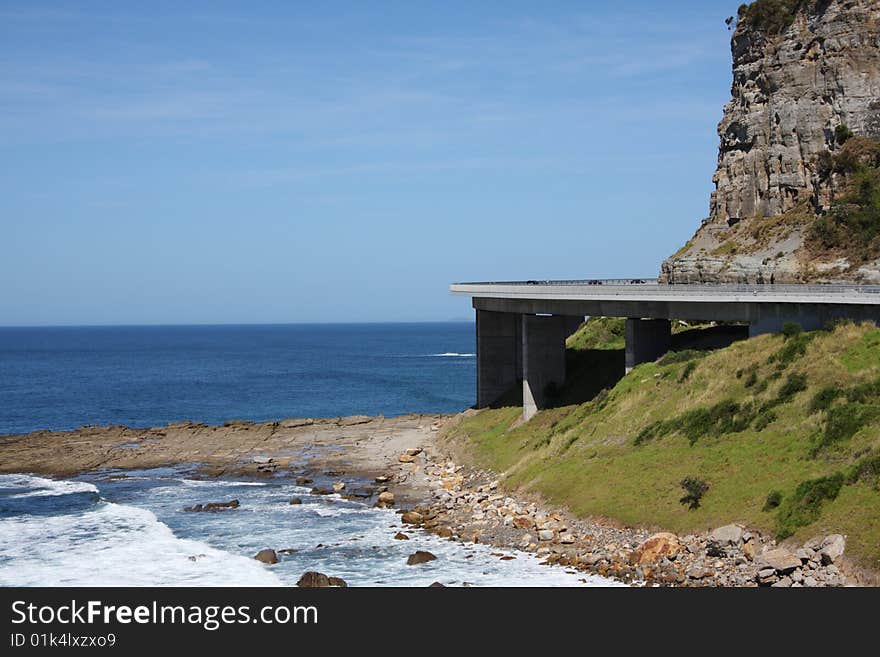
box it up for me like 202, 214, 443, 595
661, 0, 880, 284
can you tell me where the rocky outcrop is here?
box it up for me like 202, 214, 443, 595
253, 549, 278, 565
661, 0, 880, 284
406, 551, 437, 566
296, 571, 348, 587
183, 499, 240, 512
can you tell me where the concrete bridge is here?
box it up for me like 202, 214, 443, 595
450, 278, 880, 420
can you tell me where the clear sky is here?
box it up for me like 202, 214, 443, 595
1, 0, 740, 326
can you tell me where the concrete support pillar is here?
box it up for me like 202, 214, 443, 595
625, 318, 671, 372
522, 315, 569, 420
476, 309, 522, 408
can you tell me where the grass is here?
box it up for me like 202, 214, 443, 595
565, 316, 625, 351
442, 321, 880, 569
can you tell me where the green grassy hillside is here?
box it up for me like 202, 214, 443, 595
444, 318, 880, 569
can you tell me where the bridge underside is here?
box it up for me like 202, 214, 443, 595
473, 297, 880, 420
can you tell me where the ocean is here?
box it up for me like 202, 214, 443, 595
0, 322, 617, 587
0, 470, 617, 587
0, 322, 476, 436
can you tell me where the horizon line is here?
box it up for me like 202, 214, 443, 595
0, 319, 477, 330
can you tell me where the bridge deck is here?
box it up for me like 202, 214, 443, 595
450, 279, 880, 306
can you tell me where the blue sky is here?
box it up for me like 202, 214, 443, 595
1, 1, 740, 325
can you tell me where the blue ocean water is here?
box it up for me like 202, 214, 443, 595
0, 323, 475, 435
0, 322, 617, 587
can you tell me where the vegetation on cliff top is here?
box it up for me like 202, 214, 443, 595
736, 0, 824, 35
443, 320, 880, 569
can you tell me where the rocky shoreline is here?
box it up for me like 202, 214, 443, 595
0, 414, 857, 587
380, 446, 852, 587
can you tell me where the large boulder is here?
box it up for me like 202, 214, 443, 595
632, 532, 682, 565
376, 491, 394, 508
296, 571, 347, 587
709, 524, 743, 546
401, 511, 423, 525
254, 549, 278, 565
758, 548, 801, 574
406, 551, 437, 566
819, 534, 846, 565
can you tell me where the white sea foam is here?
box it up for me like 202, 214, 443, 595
0, 473, 99, 498
0, 475, 281, 587
0, 472, 623, 587
431, 353, 475, 358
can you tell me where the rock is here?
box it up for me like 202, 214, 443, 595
406, 551, 437, 566
405, 448, 422, 457
758, 548, 801, 574
401, 511, 423, 525
538, 530, 555, 542
252, 456, 273, 464
311, 487, 334, 496
819, 534, 846, 565
398, 454, 416, 463
660, 0, 880, 285
377, 491, 394, 505
332, 482, 346, 492
289, 498, 302, 505
742, 539, 756, 561
374, 475, 391, 484
686, 564, 714, 580
297, 572, 330, 587
428, 582, 445, 587
327, 577, 348, 587
295, 476, 313, 486
184, 499, 240, 512
435, 526, 454, 538
559, 533, 576, 544
757, 567, 778, 585
512, 516, 535, 530
709, 524, 743, 546
771, 576, 793, 588
803, 576, 819, 588
633, 532, 682, 566
254, 549, 278, 565
394, 532, 410, 540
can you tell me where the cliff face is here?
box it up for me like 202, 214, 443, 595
661, 0, 880, 284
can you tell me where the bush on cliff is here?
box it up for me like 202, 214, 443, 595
736, 0, 821, 36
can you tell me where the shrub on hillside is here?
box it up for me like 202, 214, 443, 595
763, 490, 783, 511
809, 386, 841, 414
811, 404, 880, 456
767, 332, 812, 370
679, 477, 709, 510
781, 322, 802, 338
775, 473, 844, 539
